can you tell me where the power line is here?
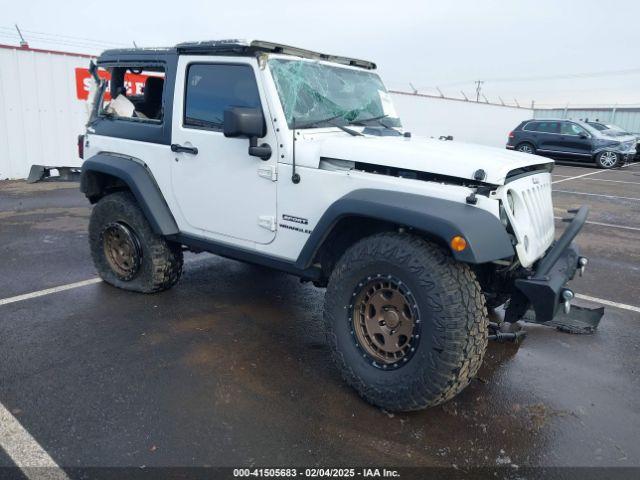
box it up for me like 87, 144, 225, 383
0, 33, 119, 51
400, 67, 640, 91
0, 25, 128, 47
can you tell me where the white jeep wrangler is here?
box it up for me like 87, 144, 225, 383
80, 40, 592, 411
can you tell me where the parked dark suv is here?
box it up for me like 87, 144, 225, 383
507, 119, 637, 168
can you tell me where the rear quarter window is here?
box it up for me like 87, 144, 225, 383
533, 122, 560, 134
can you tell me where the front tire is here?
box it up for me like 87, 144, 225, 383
324, 232, 488, 411
596, 151, 620, 169
89, 191, 183, 293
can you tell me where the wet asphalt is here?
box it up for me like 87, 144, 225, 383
0, 162, 639, 471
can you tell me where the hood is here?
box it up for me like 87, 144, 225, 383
296, 133, 552, 185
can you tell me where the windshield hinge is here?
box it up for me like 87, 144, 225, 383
258, 215, 276, 232
257, 164, 277, 181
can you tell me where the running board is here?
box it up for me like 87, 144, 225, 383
521, 305, 604, 334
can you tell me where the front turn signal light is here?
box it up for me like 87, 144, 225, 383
450, 236, 467, 252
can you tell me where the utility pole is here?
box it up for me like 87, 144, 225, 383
436, 87, 445, 98
409, 82, 418, 95
482, 94, 489, 104
133, 41, 139, 48
514, 98, 521, 108
460, 90, 469, 101
475, 80, 484, 102
14, 24, 28, 48
498, 96, 505, 106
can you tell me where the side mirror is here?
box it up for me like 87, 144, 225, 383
224, 107, 272, 161
224, 107, 266, 138
579, 133, 589, 139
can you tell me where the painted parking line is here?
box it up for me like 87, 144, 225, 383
0, 278, 102, 307
577, 178, 640, 185
576, 294, 640, 314
0, 402, 69, 479
552, 161, 640, 185
0, 255, 214, 308
552, 170, 610, 184
553, 176, 640, 185
554, 216, 640, 232
553, 190, 640, 202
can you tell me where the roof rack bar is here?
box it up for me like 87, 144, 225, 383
98, 39, 376, 70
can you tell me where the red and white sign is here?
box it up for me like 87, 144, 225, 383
74, 68, 155, 101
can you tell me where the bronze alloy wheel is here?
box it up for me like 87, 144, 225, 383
350, 274, 421, 369
102, 222, 142, 281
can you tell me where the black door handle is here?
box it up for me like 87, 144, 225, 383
171, 144, 198, 155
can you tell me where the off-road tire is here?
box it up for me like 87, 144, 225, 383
89, 191, 183, 293
324, 232, 488, 411
595, 150, 620, 169
516, 142, 536, 154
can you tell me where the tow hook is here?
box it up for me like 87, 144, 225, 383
578, 257, 588, 276
561, 289, 574, 314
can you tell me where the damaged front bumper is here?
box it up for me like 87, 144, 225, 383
505, 206, 603, 330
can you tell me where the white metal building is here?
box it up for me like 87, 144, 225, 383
0, 43, 533, 180
0, 44, 92, 180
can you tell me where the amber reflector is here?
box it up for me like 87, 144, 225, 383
450, 236, 467, 252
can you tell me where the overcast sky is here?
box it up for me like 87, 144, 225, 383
2, 0, 639, 107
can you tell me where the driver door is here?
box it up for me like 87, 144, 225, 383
170, 58, 277, 244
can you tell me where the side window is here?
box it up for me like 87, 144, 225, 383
99, 66, 165, 122
561, 122, 587, 136
524, 122, 539, 132
536, 122, 560, 134
184, 64, 262, 131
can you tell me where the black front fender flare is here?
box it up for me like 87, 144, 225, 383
80, 153, 179, 236
295, 189, 514, 268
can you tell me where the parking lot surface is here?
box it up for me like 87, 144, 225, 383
1, 162, 639, 474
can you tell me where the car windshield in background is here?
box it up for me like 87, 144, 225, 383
588, 122, 608, 131
268, 59, 402, 129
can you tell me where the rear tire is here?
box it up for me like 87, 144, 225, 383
324, 232, 488, 411
89, 191, 183, 293
595, 151, 620, 169
516, 142, 535, 154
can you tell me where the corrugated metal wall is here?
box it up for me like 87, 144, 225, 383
533, 108, 640, 134
0, 46, 92, 180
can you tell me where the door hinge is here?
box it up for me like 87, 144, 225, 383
257, 164, 277, 181
258, 215, 276, 232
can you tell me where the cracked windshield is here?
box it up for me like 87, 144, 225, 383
268, 59, 402, 129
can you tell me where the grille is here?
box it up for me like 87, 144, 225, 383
520, 180, 555, 251
505, 172, 555, 268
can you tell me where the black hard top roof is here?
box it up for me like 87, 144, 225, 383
97, 39, 376, 70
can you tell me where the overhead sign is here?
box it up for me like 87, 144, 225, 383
74, 68, 153, 101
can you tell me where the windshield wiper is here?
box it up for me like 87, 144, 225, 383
295, 114, 363, 136
350, 114, 393, 128
295, 113, 348, 129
